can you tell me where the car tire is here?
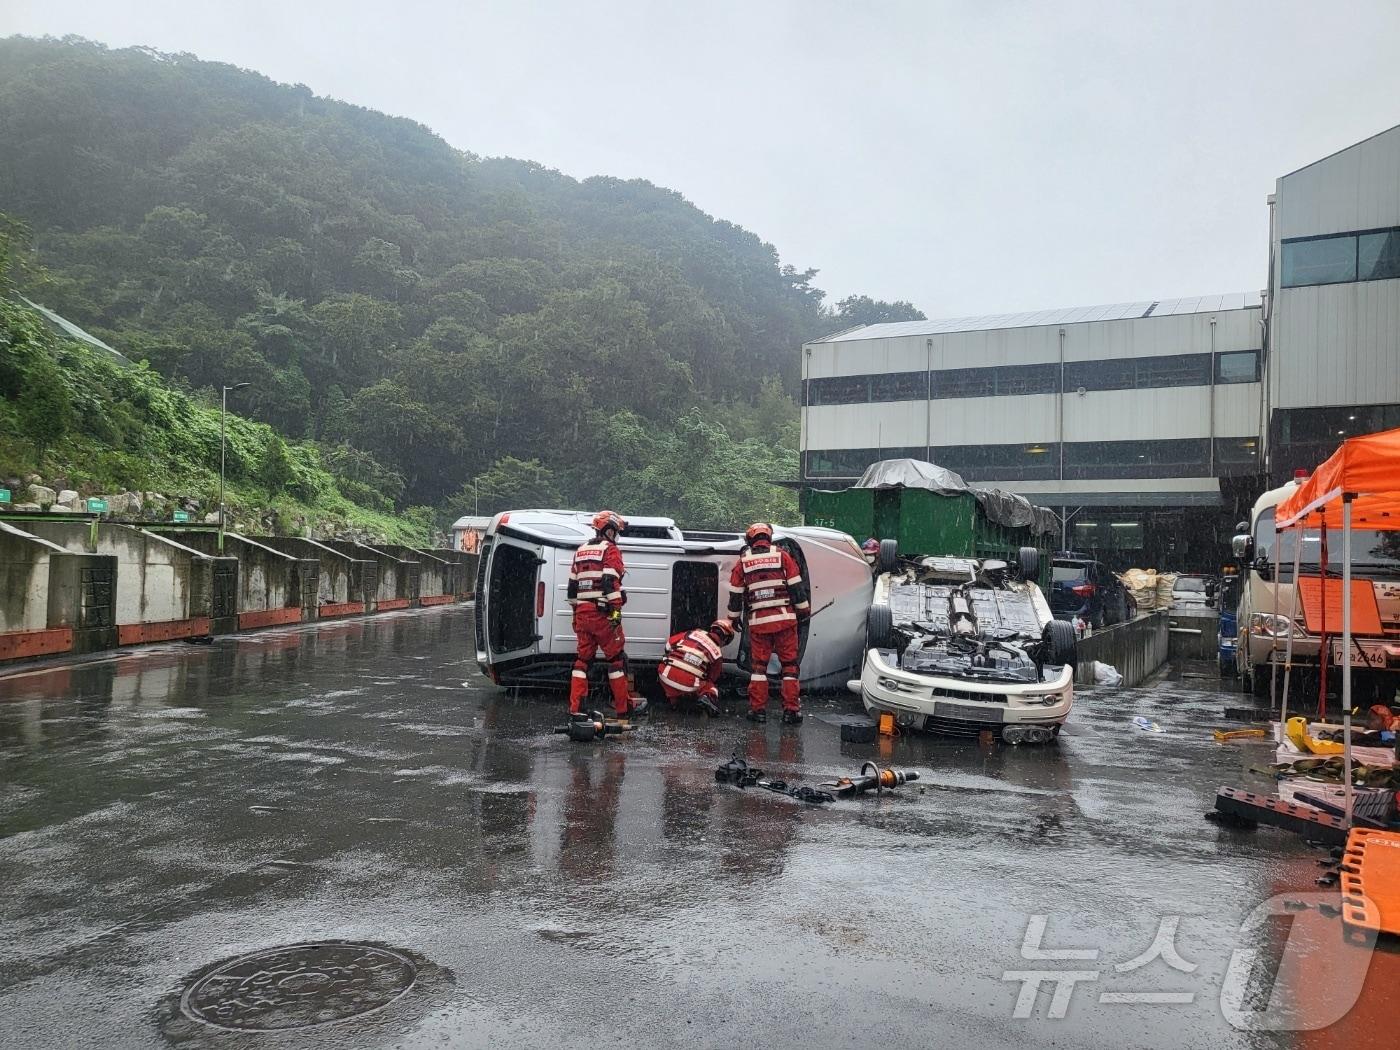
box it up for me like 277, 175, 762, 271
877, 539, 900, 575
1043, 619, 1077, 669
1018, 546, 1040, 581
867, 603, 894, 649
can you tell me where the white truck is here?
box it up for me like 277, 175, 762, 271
1233, 478, 1400, 701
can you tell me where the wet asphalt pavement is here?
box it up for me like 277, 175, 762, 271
2, 605, 1397, 1049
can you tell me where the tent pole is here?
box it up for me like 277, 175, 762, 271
1281, 526, 1303, 734
1269, 518, 1281, 716
1319, 525, 1329, 719
1342, 495, 1354, 828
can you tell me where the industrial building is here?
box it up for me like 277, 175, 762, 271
1265, 123, 1400, 483
799, 122, 1400, 570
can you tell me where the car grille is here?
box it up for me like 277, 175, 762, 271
930, 686, 1008, 705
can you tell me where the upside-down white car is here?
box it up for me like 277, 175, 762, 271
853, 552, 1077, 742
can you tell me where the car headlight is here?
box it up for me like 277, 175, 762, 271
1249, 613, 1308, 639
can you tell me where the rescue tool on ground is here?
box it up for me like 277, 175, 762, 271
567, 509, 646, 719
818, 762, 920, 797
553, 710, 639, 743
713, 755, 835, 804
730, 521, 810, 725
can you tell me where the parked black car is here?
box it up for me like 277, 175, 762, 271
1050, 554, 1133, 628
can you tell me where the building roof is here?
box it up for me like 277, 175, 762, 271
1279, 121, 1400, 181
808, 292, 1262, 344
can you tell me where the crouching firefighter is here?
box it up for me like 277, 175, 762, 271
728, 523, 810, 724
657, 619, 735, 718
567, 510, 645, 719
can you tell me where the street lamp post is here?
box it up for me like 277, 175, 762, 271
219, 383, 251, 552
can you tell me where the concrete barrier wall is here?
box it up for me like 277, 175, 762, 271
385, 545, 451, 604
425, 549, 478, 598
1168, 613, 1221, 661
1, 521, 53, 634
324, 541, 417, 609
1075, 612, 1170, 687
258, 537, 376, 616
19, 520, 217, 644
0, 521, 118, 660
162, 530, 319, 628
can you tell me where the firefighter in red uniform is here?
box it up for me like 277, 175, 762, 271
728, 523, 810, 724
657, 618, 734, 718
567, 510, 645, 718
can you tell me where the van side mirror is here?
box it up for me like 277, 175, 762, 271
1231, 534, 1254, 561
1235, 521, 1249, 534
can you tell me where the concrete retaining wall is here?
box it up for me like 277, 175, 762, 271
425, 549, 478, 598
161, 530, 319, 629
19, 520, 220, 644
0, 521, 119, 660
324, 541, 418, 609
1075, 612, 1170, 687
384, 545, 452, 604
258, 537, 376, 617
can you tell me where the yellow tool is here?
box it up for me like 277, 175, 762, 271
1213, 727, 1268, 742
1285, 716, 1344, 755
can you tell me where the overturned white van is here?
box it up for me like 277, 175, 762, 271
473, 510, 873, 691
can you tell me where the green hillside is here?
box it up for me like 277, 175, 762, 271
0, 35, 921, 529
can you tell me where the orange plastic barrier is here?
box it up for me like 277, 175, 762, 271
1340, 827, 1400, 935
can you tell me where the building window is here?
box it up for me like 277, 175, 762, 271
930, 363, 1059, 399
1270, 404, 1400, 484
1282, 234, 1357, 287
1062, 438, 1210, 479
931, 369, 997, 399
1064, 353, 1212, 392
803, 447, 927, 479
1214, 350, 1260, 384
868, 371, 929, 402
806, 375, 870, 406
1359, 230, 1400, 282
931, 442, 1060, 482
1214, 437, 1260, 477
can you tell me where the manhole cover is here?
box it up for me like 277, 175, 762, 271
179, 941, 417, 1032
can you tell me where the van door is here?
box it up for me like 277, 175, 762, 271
484, 538, 543, 661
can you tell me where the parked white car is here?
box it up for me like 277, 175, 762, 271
853, 553, 1076, 740
474, 510, 874, 691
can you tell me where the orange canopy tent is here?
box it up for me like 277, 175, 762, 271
1276, 426, 1400, 531
1275, 426, 1400, 826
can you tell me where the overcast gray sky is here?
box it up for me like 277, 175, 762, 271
4, 0, 1400, 317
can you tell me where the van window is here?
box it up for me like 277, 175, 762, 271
670, 562, 719, 635
488, 544, 539, 653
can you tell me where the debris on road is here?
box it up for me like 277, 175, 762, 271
553, 711, 639, 743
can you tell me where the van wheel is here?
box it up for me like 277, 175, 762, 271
1043, 619, 1077, 669
877, 539, 900, 574
867, 603, 894, 649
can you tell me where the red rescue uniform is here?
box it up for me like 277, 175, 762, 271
658, 628, 724, 707
567, 536, 630, 716
728, 542, 810, 713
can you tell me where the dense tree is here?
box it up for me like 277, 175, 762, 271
0, 35, 922, 526
832, 294, 927, 328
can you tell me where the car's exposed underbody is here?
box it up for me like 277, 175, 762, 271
859, 556, 1075, 739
